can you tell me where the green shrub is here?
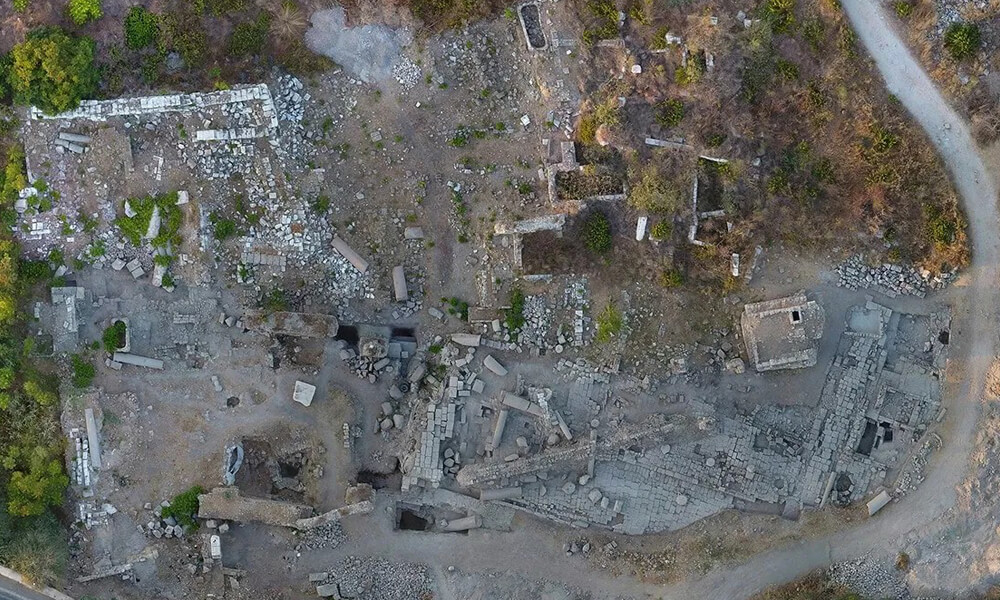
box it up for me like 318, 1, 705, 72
583, 211, 612, 254
160, 9, 208, 67
115, 192, 181, 248
504, 287, 526, 331
595, 303, 623, 343
2, 145, 28, 206
211, 214, 237, 240
629, 167, 683, 214
675, 52, 706, 86
23, 378, 57, 407
161, 485, 204, 530
775, 58, 799, 81
312, 194, 330, 213
229, 14, 271, 57
802, 18, 824, 51
124, 7, 159, 49
659, 268, 684, 288
7, 447, 68, 517
70, 355, 95, 388
944, 22, 981, 61
762, 0, 795, 33
67, 0, 103, 26
655, 99, 685, 128
893, 1, 913, 17
650, 221, 672, 240
262, 288, 288, 312
13, 0, 30, 12
102, 321, 126, 353
924, 204, 959, 245
7, 28, 98, 114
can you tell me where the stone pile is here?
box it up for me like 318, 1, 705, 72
835, 255, 948, 297
392, 57, 421, 91
312, 556, 433, 599
828, 554, 908, 600
295, 521, 346, 551
554, 358, 612, 383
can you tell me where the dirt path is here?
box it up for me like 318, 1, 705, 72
655, 0, 1000, 596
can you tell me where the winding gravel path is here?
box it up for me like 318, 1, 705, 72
663, 0, 1000, 597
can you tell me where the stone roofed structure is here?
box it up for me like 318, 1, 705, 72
741, 292, 825, 372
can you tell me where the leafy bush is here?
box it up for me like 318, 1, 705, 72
944, 22, 981, 61
893, 1, 913, 17
115, 192, 181, 248
70, 355, 95, 388
161, 485, 204, 530
160, 8, 208, 67
22, 378, 57, 407
262, 288, 288, 312
583, 211, 612, 254
124, 6, 159, 49
312, 194, 330, 213
229, 14, 271, 57
762, 0, 795, 33
629, 167, 683, 214
67, 0, 103, 26
595, 303, 623, 343
210, 213, 238, 240
675, 51, 706, 86
102, 321, 126, 353
504, 287, 526, 331
924, 204, 959, 245
655, 99, 684, 128
7, 447, 68, 517
7, 28, 98, 114
13, 0, 30, 12
650, 221, 672, 240
659, 268, 684, 288
2, 145, 28, 206
775, 58, 799, 81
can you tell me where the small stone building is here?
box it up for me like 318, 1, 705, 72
741, 292, 825, 372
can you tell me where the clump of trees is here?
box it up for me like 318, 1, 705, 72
7, 28, 98, 114
67, 0, 103, 26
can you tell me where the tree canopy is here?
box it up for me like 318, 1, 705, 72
7, 28, 98, 114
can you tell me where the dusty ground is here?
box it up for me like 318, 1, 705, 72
0, 0, 989, 599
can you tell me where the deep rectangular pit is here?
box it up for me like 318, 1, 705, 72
519, 3, 547, 50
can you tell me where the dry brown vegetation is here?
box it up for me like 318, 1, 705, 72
572, 0, 967, 292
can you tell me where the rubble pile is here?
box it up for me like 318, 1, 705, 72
836, 255, 954, 297
311, 556, 432, 599
828, 554, 908, 600
295, 521, 346, 551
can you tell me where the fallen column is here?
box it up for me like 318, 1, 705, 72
451, 333, 481, 347
84, 408, 102, 470
501, 391, 545, 418
483, 354, 508, 376
392, 265, 408, 301
489, 409, 509, 451
332, 236, 369, 274
293, 500, 374, 530
58, 132, 92, 144
113, 352, 164, 370
442, 515, 483, 532
554, 410, 573, 442
479, 486, 523, 501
